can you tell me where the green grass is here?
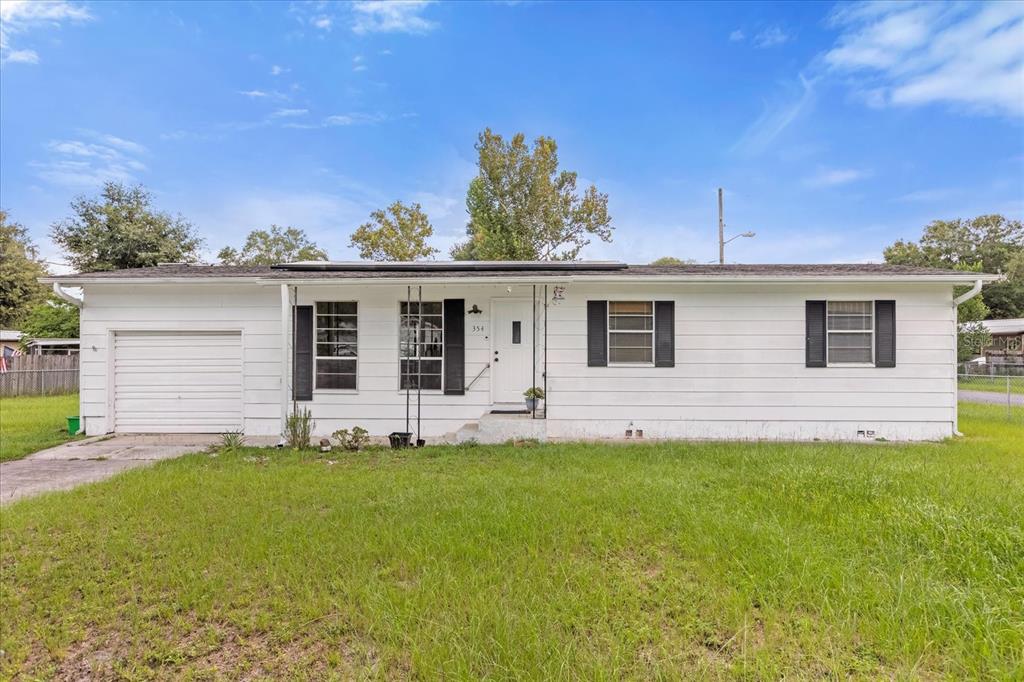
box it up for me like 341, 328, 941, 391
2, 404, 1022, 679
958, 375, 1024, 395
0, 393, 81, 462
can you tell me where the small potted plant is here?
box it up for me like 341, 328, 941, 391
524, 386, 545, 412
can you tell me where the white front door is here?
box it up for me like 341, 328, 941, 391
491, 299, 534, 405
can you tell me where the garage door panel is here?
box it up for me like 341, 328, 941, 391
115, 372, 242, 387
113, 347, 242, 361
114, 331, 243, 433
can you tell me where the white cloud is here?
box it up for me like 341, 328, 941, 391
894, 187, 958, 203
236, 89, 289, 101
270, 108, 308, 118
803, 167, 870, 188
33, 132, 147, 188
353, 54, 367, 72
269, 64, 289, 76
824, 1, 1024, 117
732, 74, 816, 155
753, 25, 790, 48
351, 1, 437, 35
0, 0, 91, 65
729, 29, 744, 42
313, 15, 332, 30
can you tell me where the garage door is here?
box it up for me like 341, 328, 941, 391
113, 331, 243, 433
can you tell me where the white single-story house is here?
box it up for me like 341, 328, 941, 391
43, 261, 998, 442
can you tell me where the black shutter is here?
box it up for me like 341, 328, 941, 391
587, 300, 608, 367
443, 299, 465, 395
654, 300, 675, 367
293, 305, 313, 400
875, 300, 896, 368
806, 300, 826, 368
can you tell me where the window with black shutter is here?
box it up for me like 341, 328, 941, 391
586, 300, 608, 367
654, 300, 675, 367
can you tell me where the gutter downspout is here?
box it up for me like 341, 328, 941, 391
952, 279, 984, 436
52, 283, 83, 308
280, 283, 291, 441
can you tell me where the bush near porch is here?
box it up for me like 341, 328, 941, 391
0, 402, 1021, 678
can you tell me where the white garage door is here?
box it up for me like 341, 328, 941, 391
113, 331, 243, 433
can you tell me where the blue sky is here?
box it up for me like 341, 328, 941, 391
2, 0, 1022, 270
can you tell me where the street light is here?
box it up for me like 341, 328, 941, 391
717, 188, 756, 264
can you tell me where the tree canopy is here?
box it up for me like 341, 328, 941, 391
0, 210, 49, 328
650, 256, 696, 265
50, 182, 204, 273
19, 297, 79, 340
218, 225, 327, 265
349, 201, 438, 261
883, 215, 1024, 319
451, 129, 612, 261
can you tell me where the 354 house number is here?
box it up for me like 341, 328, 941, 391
471, 324, 486, 333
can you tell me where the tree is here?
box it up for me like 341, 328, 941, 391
349, 201, 438, 261
20, 297, 79, 340
883, 215, 1024, 318
451, 129, 612, 261
650, 256, 696, 265
51, 182, 204, 272
218, 225, 327, 265
0, 210, 49, 328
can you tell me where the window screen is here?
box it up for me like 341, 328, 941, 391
827, 301, 873, 364
315, 302, 357, 389
608, 301, 654, 364
400, 301, 443, 390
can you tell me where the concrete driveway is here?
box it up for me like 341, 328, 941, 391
0, 434, 220, 505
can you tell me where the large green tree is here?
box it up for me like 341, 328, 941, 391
218, 225, 327, 265
884, 215, 1024, 319
20, 297, 80, 340
0, 210, 49, 328
349, 201, 438, 261
451, 129, 612, 260
51, 182, 204, 272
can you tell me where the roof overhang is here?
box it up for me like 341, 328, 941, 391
41, 273, 1004, 286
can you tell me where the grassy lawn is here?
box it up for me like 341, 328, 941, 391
1, 403, 1022, 679
0, 394, 81, 462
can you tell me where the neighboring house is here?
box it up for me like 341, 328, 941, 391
26, 338, 81, 356
43, 261, 999, 442
1, 330, 23, 358
978, 319, 1024, 368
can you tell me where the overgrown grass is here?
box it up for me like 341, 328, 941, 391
0, 393, 81, 462
1, 404, 1021, 678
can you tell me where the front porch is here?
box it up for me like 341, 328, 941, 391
278, 280, 558, 443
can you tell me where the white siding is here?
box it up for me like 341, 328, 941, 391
78, 279, 957, 441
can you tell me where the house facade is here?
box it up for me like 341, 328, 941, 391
44, 262, 997, 442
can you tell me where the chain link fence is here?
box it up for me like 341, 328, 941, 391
0, 355, 80, 397
957, 367, 1024, 420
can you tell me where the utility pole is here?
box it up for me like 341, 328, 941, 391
718, 187, 725, 265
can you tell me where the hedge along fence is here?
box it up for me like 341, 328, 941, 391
0, 355, 79, 397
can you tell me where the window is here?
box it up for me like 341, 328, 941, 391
315, 302, 357, 389
827, 301, 873, 364
400, 301, 443, 390
608, 301, 654, 364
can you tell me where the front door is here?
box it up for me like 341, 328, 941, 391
491, 299, 533, 404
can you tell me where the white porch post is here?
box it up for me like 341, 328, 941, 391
280, 283, 291, 436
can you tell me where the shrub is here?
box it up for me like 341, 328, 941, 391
285, 407, 315, 449
219, 430, 245, 451
332, 426, 370, 452
523, 387, 545, 400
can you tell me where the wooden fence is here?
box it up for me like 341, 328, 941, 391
0, 354, 80, 397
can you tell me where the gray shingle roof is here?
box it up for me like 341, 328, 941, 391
45, 262, 995, 282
